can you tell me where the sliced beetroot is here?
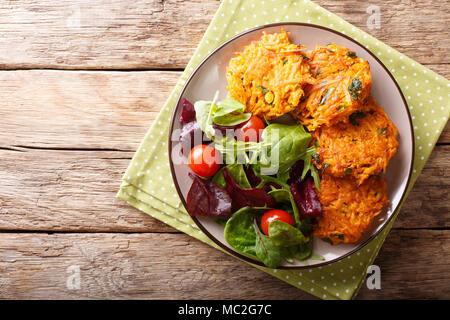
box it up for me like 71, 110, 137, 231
244, 166, 262, 188
223, 168, 276, 212
244, 166, 281, 193
178, 98, 207, 155
186, 173, 232, 219
179, 98, 196, 124
287, 159, 305, 184
290, 177, 323, 219
179, 120, 203, 155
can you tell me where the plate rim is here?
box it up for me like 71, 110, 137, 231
168, 22, 415, 269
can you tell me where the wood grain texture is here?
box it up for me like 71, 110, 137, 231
0, 145, 448, 232
0, 0, 448, 300
0, 0, 448, 69
0, 70, 448, 153
0, 70, 179, 150
0, 230, 447, 299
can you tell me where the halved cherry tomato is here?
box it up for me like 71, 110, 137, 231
235, 115, 266, 142
260, 209, 295, 236
188, 144, 221, 178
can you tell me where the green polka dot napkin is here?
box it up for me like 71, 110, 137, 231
117, 0, 449, 300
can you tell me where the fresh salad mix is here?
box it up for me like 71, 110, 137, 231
178, 93, 324, 268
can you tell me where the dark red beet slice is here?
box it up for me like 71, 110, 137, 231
290, 177, 323, 219
287, 159, 305, 184
179, 98, 196, 124
178, 98, 208, 155
244, 166, 262, 188
186, 173, 232, 219
179, 120, 202, 155
223, 168, 276, 212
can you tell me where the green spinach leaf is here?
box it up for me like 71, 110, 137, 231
260, 123, 312, 174
268, 220, 307, 247
224, 207, 258, 259
213, 164, 251, 189
213, 112, 252, 126
293, 237, 313, 261
254, 218, 282, 268
267, 188, 290, 203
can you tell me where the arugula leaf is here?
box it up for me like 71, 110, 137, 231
301, 150, 321, 190
268, 220, 307, 247
310, 165, 321, 191
348, 78, 363, 101
254, 218, 282, 268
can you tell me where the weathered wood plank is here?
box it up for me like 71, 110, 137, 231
0, 70, 180, 150
358, 229, 450, 299
437, 121, 449, 144
0, 0, 448, 69
0, 145, 448, 232
0, 70, 448, 153
0, 230, 447, 299
0, 149, 174, 233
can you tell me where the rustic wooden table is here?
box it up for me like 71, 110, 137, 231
0, 0, 448, 299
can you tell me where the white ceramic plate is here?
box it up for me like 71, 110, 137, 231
168, 23, 414, 269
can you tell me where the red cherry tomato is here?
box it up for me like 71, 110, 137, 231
236, 115, 266, 142
260, 209, 295, 236
188, 144, 221, 178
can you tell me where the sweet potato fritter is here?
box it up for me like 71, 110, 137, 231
314, 174, 389, 245
226, 29, 316, 120
312, 97, 399, 185
292, 44, 372, 131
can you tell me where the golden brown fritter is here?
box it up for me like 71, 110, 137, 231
314, 174, 389, 245
292, 44, 372, 131
312, 97, 399, 185
226, 29, 316, 119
